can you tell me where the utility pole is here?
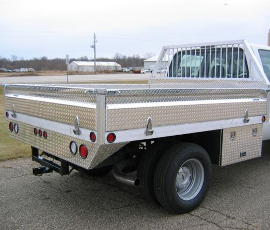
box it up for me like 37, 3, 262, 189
66, 55, 69, 84
91, 33, 97, 73
268, 29, 270, 46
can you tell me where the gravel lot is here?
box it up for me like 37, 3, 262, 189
1, 141, 270, 230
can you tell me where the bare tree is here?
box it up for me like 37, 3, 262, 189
0, 53, 145, 71
11, 55, 18, 61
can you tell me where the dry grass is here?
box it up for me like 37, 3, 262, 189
0, 86, 31, 161
0, 70, 138, 77
0, 71, 65, 77
69, 80, 148, 84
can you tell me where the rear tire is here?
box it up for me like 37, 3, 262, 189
80, 166, 112, 177
154, 143, 212, 214
137, 140, 176, 204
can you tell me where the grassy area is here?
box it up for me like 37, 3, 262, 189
0, 86, 31, 161
0, 81, 148, 161
0, 71, 148, 78
69, 80, 148, 84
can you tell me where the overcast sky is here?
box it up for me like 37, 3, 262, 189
0, 0, 269, 60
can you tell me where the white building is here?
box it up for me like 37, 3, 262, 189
68, 61, 121, 72
144, 55, 169, 69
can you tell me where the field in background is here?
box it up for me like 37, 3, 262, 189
0, 71, 65, 77
0, 70, 139, 78
0, 80, 147, 161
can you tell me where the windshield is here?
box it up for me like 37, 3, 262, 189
258, 49, 270, 81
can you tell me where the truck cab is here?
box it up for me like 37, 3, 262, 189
251, 44, 270, 139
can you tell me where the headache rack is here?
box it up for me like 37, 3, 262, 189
151, 40, 269, 89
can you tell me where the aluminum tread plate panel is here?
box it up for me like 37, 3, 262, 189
5, 97, 97, 130
6, 121, 126, 169
106, 88, 266, 96
5, 84, 267, 97
106, 92, 265, 104
106, 101, 266, 131
150, 79, 267, 89
5, 85, 96, 103
221, 124, 263, 166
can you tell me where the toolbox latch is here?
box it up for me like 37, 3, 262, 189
145, 117, 154, 136
11, 105, 17, 118
243, 109, 250, 123
73, 116, 81, 135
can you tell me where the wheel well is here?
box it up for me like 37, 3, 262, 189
133, 129, 222, 165
97, 129, 221, 169
174, 130, 221, 165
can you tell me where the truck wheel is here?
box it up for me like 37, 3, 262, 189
80, 166, 112, 177
137, 140, 176, 204
154, 143, 212, 214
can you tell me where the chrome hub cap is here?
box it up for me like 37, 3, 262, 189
176, 167, 191, 188
175, 159, 204, 201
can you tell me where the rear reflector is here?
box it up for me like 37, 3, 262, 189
43, 131, 48, 139
107, 133, 116, 143
38, 129, 42, 137
14, 124, 19, 134
9, 122, 14, 132
90, 132, 96, 142
34, 128, 38, 135
79, 144, 88, 159
70, 141, 78, 155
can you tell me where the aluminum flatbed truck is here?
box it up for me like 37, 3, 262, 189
3, 40, 270, 214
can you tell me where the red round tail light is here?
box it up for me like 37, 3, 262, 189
43, 131, 48, 139
9, 122, 14, 132
90, 132, 96, 142
38, 129, 43, 137
107, 133, 116, 143
34, 128, 38, 135
79, 144, 88, 159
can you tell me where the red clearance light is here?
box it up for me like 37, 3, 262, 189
6, 112, 9, 118
79, 144, 88, 159
34, 128, 38, 135
107, 133, 116, 143
38, 129, 43, 137
90, 132, 96, 142
262, 116, 266, 123
43, 131, 48, 139
9, 122, 14, 132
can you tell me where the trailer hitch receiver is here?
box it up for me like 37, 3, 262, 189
33, 166, 53, 176
31, 147, 70, 176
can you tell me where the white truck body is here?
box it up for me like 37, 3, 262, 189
3, 40, 270, 213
